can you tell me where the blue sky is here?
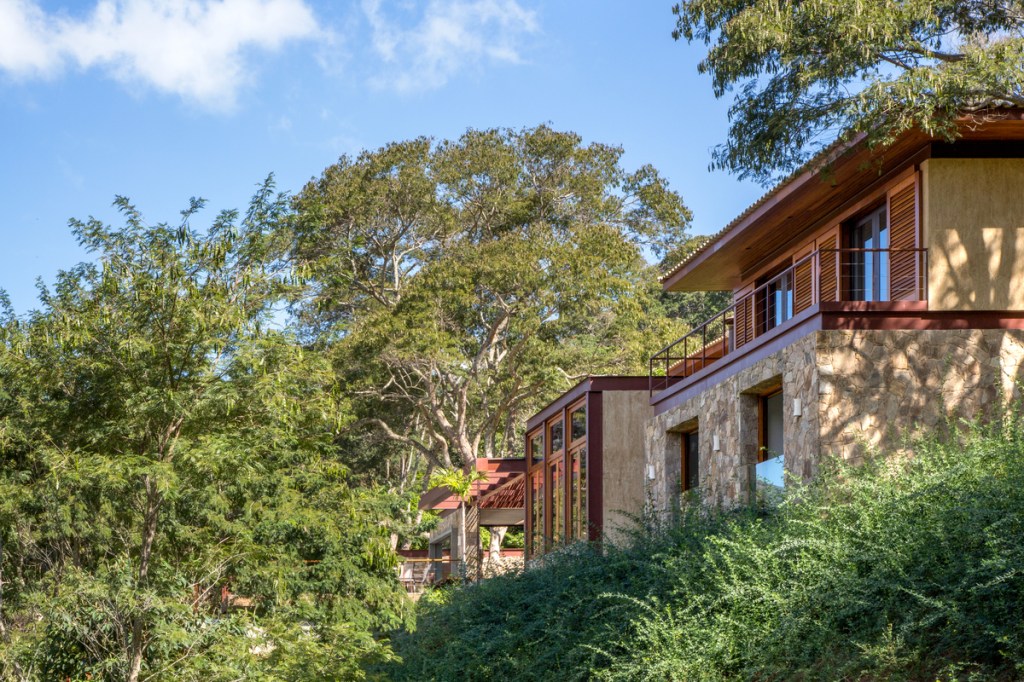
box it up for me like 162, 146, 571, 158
0, 0, 763, 313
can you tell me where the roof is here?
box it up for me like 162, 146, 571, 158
661, 110, 1024, 293
418, 457, 526, 511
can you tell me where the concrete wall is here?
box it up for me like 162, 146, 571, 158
600, 390, 650, 541
924, 158, 1024, 311
645, 329, 1024, 514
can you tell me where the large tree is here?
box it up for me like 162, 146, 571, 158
0, 184, 408, 681
673, 0, 1024, 182
292, 126, 692, 474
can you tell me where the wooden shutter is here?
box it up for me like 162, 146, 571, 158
734, 295, 754, 348
817, 233, 839, 302
888, 176, 919, 301
793, 246, 814, 314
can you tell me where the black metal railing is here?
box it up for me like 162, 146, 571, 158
649, 248, 928, 395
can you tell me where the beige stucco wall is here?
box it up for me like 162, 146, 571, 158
645, 329, 1024, 515
600, 390, 650, 542
924, 158, 1024, 311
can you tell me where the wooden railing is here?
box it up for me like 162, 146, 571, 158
649, 248, 928, 394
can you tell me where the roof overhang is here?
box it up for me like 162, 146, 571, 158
418, 457, 526, 512
662, 112, 1024, 292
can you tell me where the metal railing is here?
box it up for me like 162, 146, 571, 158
649, 248, 928, 395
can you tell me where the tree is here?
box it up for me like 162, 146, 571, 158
0, 183, 409, 680
672, 0, 1024, 182
292, 126, 692, 477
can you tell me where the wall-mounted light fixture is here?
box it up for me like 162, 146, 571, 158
647, 465, 656, 480
712, 434, 721, 452
793, 398, 803, 418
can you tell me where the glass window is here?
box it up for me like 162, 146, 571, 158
549, 419, 564, 454
683, 430, 699, 492
764, 272, 793, 331
530, 469, 544, 556
757, 390, 785, 492
847, 206, 890, 302
570, 405, 586, 443
570, 447, 587, 540
529, 431, 544, 463
550, 459, 564, 545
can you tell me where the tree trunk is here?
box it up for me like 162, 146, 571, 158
127, 476, 161, 682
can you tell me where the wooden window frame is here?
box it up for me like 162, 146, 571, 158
681, 428, 699, 493
758, 387, 783, 464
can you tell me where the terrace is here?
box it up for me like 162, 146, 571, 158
650, 247, 929, 398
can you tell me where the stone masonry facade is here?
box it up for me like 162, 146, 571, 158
645, 329, 1024, 514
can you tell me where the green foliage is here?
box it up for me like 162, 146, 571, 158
387, 412, 1024, 680
672, 0, 1024, 182
292, 125, 692, 471
428, 469, 488, 504
0, 184, 409, 680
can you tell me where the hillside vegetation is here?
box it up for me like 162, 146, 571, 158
388, 413, 1024, 681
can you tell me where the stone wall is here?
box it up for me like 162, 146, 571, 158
644, 334, 819, 513
645, 329, 1024, 515
818, 329, 1024, 463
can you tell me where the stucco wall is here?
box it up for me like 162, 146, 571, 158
600, 390, 650, 541
645, 329, 1024, 515
924, 158, 1024, 311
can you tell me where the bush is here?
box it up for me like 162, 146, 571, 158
386, 412, 1024, 681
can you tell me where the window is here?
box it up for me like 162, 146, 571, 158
570, 447, 587, 540
570, 405, 586, 443
549, 458, 564, 546
529, 430, 544, 464
549, 419, 564, 455
682, 430, 699, 492
529, 469, 544, 556
757, 389, 785, 491
846, 205, 889, 301
758, 265, 794, 334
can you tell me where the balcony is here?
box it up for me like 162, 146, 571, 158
649, 248, 929, 395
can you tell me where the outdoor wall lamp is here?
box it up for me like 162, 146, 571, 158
712, 434, 721, 452
793, 398, 802, 418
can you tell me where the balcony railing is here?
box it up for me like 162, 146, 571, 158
649, 248, 928, 394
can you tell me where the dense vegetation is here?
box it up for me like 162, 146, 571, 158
0, 126, 703, 680
389, 413, 1024, 680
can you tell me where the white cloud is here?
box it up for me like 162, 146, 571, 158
362, 0, 538, 93
0, 0, 320, 110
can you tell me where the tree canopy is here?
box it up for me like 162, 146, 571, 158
0, 183, 409, 681
292, 125, 693, 477
673, 0, 1024, 182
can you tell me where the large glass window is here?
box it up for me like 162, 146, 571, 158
550, 459, 564, 545
530, 469, 544, 555
570, 447, 587, 540
682, 430, 699, 492
847, 205, 890, 301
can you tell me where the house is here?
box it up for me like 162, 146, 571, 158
437, 111, 1024, 568
644, 112, 1024, 513
523, 377, 650, 559
417, 457, 526, 582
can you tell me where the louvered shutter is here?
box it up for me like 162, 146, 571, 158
888, 176, 919, 301
793, 254, 814, 314
734, 295, 754, 348
818, 234, 839, 302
